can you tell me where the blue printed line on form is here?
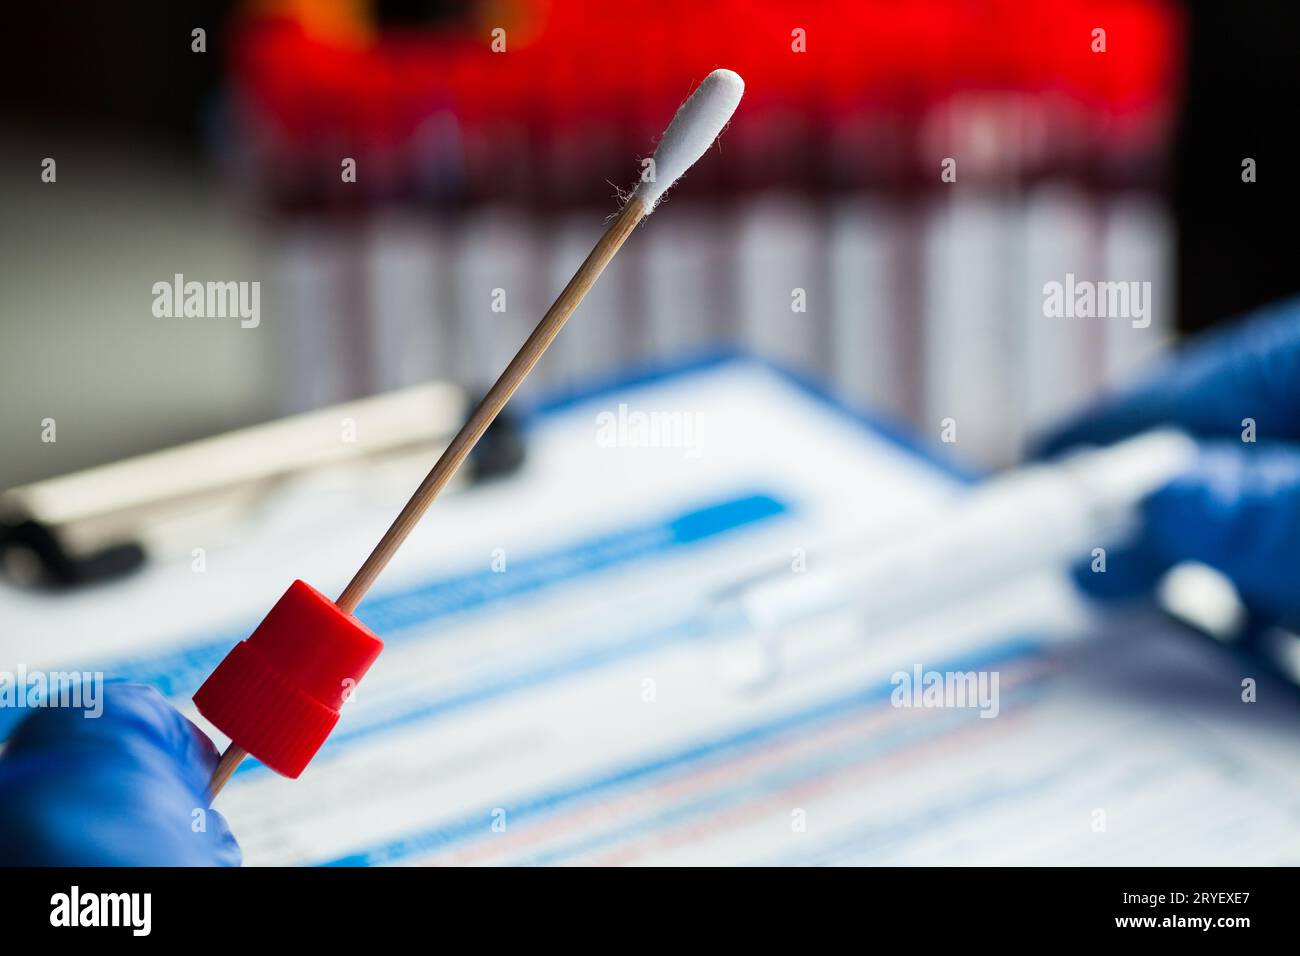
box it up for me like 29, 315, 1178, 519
0, 492, 790, 743
319, 638, 1046, 866
512, 694, 1047, 867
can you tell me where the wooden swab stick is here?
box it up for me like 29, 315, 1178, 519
208, 743, 246, 798
205, 202, 643, 800
335, 199, 645, 616
206, 69, 744, 799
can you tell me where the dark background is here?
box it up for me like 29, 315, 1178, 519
1172, 0, 1300, 330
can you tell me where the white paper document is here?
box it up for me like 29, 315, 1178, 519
2, 358, 1297, 865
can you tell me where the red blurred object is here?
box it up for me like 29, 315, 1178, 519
228, 0, 1184, 201
194, 580, 384, 778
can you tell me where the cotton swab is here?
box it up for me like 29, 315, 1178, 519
632, 68, 745, 210
199, 69, 745, 798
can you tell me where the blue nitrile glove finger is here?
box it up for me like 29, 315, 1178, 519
1039, 296, 1300, 457
1067, 541, 1169, 601
0, 682, 241, 866
1070, 441, 1300, 621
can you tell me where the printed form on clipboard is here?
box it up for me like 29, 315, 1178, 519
3, 356, 1299, 865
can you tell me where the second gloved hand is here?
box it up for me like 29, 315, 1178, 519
1039, 296, 1300, 621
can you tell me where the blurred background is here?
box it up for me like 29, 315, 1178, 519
4, 0, 1300, 869
1, 0, 1297, 488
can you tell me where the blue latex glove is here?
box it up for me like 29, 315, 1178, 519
0, 682, 241, 865
1038, 296, 1300, 621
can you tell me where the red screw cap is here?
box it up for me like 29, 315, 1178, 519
194, 580, 383, 778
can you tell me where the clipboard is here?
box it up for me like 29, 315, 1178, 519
0, 381, 524, 587
2, 355, 1298, 865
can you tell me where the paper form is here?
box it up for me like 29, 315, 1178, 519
2, 359, 1296, 865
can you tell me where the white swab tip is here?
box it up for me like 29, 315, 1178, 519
702, 68, 746, 105
634, 68, 745, 210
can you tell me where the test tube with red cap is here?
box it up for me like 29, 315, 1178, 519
195, 68, 747, 797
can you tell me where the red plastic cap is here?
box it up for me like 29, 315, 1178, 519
194, 580, 383, 778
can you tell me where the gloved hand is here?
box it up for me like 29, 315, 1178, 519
0, 681, 241, 865
1038, 296, 1300, 622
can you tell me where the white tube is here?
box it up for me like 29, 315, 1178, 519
718, 429, 1197, 637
